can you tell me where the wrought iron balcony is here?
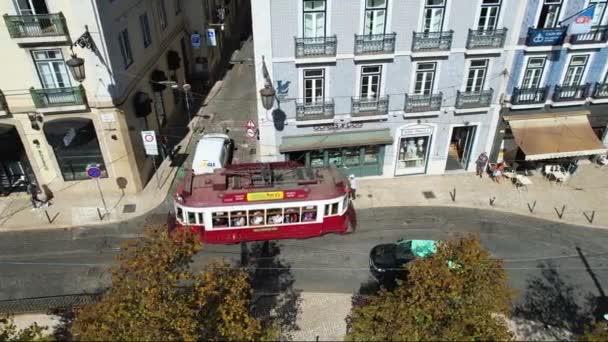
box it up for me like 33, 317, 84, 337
3, 13, 67, 38
404, 93, 442, 113
0, 90, 8, 114
511, 86, 549, 105
466, 29, 507, 49
412, 31, 453, 51
455, 89, 493, 109
295, 36, 337, 58
570, 25, 608, 44
30, 86, 87, 109
296, 99, 335, 121
552, 84, 589, 102
526, 27, 566, 46
593, 82, 608, 99
354, 33, 396, 55
351, 96, 389, 117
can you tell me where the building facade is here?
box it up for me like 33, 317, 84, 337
252, 0, 529, 178
493, 0, 608, 164
0, 0, 248, 197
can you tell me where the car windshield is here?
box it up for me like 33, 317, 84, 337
395, 240, 437, 261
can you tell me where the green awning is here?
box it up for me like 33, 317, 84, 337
279, 129, 393, 153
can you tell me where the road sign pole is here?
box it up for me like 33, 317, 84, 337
95, 178, 109, 218
152, 155, 161, 189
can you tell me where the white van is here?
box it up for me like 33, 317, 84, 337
192, 133, 232, 175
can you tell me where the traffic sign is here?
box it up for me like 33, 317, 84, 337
246, 128, 256, 138
86, 164, 102, 179
141, 130, 159, 156
246, 119, 256, 129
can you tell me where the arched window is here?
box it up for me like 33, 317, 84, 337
43, 118, 107, 181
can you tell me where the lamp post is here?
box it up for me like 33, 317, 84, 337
259, 84, 276, 110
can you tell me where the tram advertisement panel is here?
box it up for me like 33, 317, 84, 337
222, 189, 309, 203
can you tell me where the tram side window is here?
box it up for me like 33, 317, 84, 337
230, 211, 247, 227
212, 212, 229, 228
301, 205, 317, 222
267, 208, 283, 224
197, 213, 204, 226
284, 207, 300, 223
250, 209, 265, 226
176, 207, 184, 222
342, 196, 349, 212
324, 204, 331, 216
331, 202, 339, 215
187, 211, 196, 225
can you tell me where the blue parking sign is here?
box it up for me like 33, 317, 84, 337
191, 32, 201, 49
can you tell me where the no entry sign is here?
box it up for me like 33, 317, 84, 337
141, 130, 159, 156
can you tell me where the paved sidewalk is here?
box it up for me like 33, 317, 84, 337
355, 163, 608, 228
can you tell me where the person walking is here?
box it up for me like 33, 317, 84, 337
349, 174, 357, 200
475, 152, 489, 178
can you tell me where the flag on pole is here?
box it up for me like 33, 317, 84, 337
567, 5, 596, 35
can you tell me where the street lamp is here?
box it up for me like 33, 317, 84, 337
66, 54, 86, 83
259, 84, 276, 110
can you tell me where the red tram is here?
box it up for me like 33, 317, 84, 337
171, 162, 354, 244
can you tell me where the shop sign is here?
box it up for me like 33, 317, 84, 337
222, 189, 309, 203
401, 127, 433, 136
313, 122, 364, 131
526, 27, 566, 46
206, 29, 217, 47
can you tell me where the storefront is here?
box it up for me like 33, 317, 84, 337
394, 124, 434, 176
0, 124, 36, 194
43, 118, 107, 181
280, 129, 392, 177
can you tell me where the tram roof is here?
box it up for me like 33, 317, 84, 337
175, 162, 349, 207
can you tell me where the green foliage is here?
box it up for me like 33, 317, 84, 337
345, 235, 515, 341
71, 226, 272, 341
580, 321, 608, 341
0, 315, 47, 342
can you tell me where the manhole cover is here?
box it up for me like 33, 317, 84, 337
422, 191, 436, 199
123, 204, 137, 213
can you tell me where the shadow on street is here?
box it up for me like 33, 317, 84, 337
513, 261, 596, 338
247, 241, 302, 340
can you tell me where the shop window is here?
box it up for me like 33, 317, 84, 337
327, 149, 343, 167
267, 208, 284, 224
176, 207, 184, 222
212, 212, 229, 227
301, 205, 317, 222
187, 211, 196, 224
343, 147, 361, 166
249, 209, 265, 226
311, 150, 324, 168
43, 118, 107, 181
284, 207, 301, 223
288, 151, 307, 166
230, 211, 247, 227
398, 137, 429, 169
363, 146, 380, 164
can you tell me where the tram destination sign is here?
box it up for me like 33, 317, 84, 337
222, 189, 309, 203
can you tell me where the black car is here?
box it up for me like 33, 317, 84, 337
369, 239, 437, 280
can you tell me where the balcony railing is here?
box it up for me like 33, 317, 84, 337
511, 86, 549, 105
455, 89, 493, 109
0, 90, 7, 113
570, 25, 608, 44
552, 84, 589, 102
30, 86, 87, 109
3, 13, 67, 38
404, 93, 442, 113
412, 31, 453, 51
354, 33, 396, 55
351, 96, 389, 116
295, 36, 337, 58
296, 99, 335, 121
466, 29, 507, 49
593, 82, 608, 99
526, 27, 566, 46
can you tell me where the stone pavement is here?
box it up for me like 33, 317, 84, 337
355, 162, 608, 229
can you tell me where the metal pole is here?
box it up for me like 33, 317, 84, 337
96, 178, 109, 218
152, 155, 161, 189
183, 83, 192, 123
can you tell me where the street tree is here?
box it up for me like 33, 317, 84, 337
70, 226, 274, 341
345, 235, 514, 341
580, 321, 608, 341
0, 315, 47, 341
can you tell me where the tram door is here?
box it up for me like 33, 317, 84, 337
0, 125, 36, 195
